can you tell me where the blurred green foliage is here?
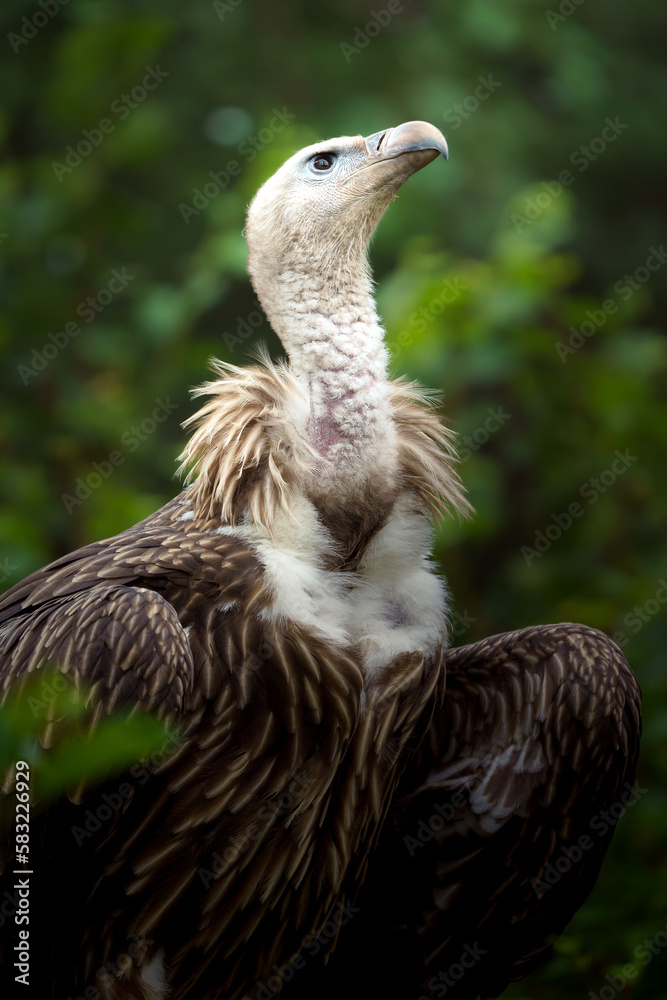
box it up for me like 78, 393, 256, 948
0, 0, 665, 996
0, 670, 174, 802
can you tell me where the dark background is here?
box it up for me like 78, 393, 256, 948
0, 0, 665, 996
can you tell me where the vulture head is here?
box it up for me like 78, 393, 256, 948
246, 121, 447, 402
246, 120, 449, 281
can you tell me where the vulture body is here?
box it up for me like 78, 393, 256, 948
0, 123, 641, 1000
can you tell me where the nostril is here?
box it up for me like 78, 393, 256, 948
376, 131, 388, 152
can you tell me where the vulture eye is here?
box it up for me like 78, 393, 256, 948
309, 152, 336, 173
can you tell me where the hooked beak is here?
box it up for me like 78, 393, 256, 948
364, 120, 449, 166
345, 120, 448, 194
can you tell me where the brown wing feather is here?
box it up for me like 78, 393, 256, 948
281, 622, 641, 1000
0, 494, 263, 719
0, 583, 193, 722
0, 499, 299, 997
399, 622, 642, 997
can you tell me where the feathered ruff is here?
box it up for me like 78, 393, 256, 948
178, 353, 472, 530
178, 353, 317, 529
388, 378, 473, 522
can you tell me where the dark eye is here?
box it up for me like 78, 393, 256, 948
310, 153, 336, 172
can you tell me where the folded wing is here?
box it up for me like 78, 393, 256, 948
283, 623, 641, 999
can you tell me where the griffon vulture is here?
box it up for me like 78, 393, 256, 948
0, 122, 640, 1000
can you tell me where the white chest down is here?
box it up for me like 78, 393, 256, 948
221, 494, 449, 674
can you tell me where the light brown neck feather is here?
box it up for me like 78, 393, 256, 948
178, 357, 471, 558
